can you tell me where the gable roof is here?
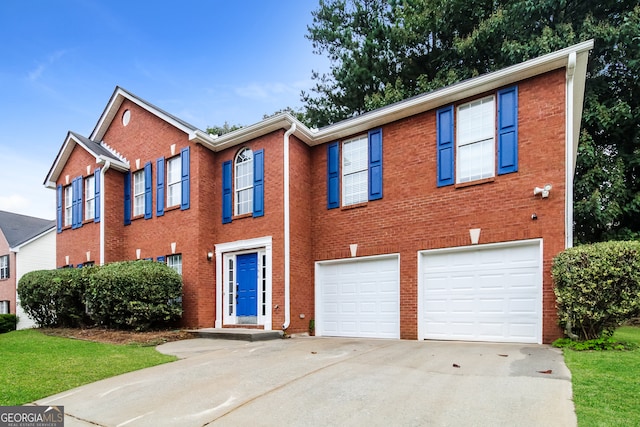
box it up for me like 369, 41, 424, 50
44, 131, 130, 188
0, 210, 55, 249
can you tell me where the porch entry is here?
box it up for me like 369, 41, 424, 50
215, 236, 272, 330
222, 249, 267, 326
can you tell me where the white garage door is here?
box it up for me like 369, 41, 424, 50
316, 255, 400, 339
420, 240, 542, 343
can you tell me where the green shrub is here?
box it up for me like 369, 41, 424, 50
0, 314, 17, 333
552, 241, 640, 340
86, 260, 182, 330
552, 336, 637, 351
17, 268, 92, 328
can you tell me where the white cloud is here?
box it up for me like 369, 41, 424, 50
27, 50, 68, 82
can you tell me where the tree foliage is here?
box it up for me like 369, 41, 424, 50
303, 0, 640, 243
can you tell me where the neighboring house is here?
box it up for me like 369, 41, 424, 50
44, 41, 593, 344
0, 210, 56, 329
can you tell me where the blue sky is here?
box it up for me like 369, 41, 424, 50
0, 0, 328, 220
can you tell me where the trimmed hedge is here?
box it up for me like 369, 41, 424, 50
0, 314, 17, 333
17, 268, 91, 328
86, 261, 182, 330
17, 261, 182, 331
552, 240, 640, 340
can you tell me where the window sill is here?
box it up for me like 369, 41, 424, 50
341, 202, 368, 211
131, 214, 145, 221
455, 177, 495, 189
233, 213, 253, 220
165, 205, 181, 213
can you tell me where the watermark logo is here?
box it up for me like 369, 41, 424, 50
0, 406, 64, 427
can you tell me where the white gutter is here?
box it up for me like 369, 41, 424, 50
282, 122, 296, 330
99, 160, 111, 265
565, 52, 576, 249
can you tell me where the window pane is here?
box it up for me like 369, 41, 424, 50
64, 186, 72, 226
167, 156, 181, 207
342, 136, 368, 206
457, 96, 495, 183
133, 171, 145, 216
235, 148, 254, 215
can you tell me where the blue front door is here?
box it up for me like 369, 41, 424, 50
236, 253, 258, 317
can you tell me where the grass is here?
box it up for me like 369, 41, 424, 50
563, 326, 640, 427
0, 329, 177, 406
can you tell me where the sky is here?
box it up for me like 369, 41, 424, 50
0, 0, 329, 220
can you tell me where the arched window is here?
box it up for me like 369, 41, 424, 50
235, 148, 253, 215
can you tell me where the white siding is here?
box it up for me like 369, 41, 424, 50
15, 229, 56, 329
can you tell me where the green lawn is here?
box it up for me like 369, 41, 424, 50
0, 329, 176, 406
563, 326, 640, 427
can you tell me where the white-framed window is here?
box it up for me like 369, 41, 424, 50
0, 255, 9, 279
235, 148, 253, 215
227, 257, 235, 316
133, 170, 145, 217
167, 254, 182, 275
0, 300, 9, 314
167, 156, 181, 207
64, 185, 72, 227
342, 135, 368, 206
85, 175, 95, 220
456, 96, 496, 183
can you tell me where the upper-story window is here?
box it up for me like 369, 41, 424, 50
437, 86, 518, 187
167, 156, 182, 208
85, 175, 96, 220
0, 255, 9, 279
221, 148, 264, 223
64, 185, 72, 227
342, 135, 368, 206
133, 170, 145, 217
235, 148, 253, 215
457, 96, 495, 183
327, 128, 383, 209
147, 147, 189, 223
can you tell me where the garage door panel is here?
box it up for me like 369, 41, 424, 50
317, 256, 400, 339
421, 241, 541, 343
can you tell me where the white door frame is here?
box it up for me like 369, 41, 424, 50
417, 238, 543, 343
215, 236, 272, 329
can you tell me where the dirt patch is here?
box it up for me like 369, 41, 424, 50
41, 327, 193, 346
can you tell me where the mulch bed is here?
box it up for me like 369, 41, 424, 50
40, 327, 193, 346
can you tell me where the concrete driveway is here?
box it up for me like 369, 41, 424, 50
35, 337, 576, 426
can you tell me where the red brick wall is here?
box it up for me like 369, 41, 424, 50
214, 132, 287, 329
309, 70, 567, 342
56, 144, 101, 267
0, 234, 15, 314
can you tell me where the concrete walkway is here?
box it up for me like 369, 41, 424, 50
35, 337, 576, 426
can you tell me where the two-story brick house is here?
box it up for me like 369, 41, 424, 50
44, 41, 592, 343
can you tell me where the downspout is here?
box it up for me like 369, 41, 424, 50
99, 160, 111, 265
565, 52, 576, 249
282, 122, 296, 330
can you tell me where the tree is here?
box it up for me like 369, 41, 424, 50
206, 122, 243, 137
303, 0, 640, 243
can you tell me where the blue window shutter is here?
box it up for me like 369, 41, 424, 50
222, 160, 233, 224
180, 147, 190, 210
124, 172, 132, 225
78, 176, 83, 228
368, 128, 383, 201
56, 185, 62, 233
436, 106, 455, 187
497, 86, 519, 175
253, 149, 264, 217
144, 162, 153, 219
156, 157, 165, 217
71, 178, 78, 228
327, 142, 340, 209
94, 168, 101, 223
